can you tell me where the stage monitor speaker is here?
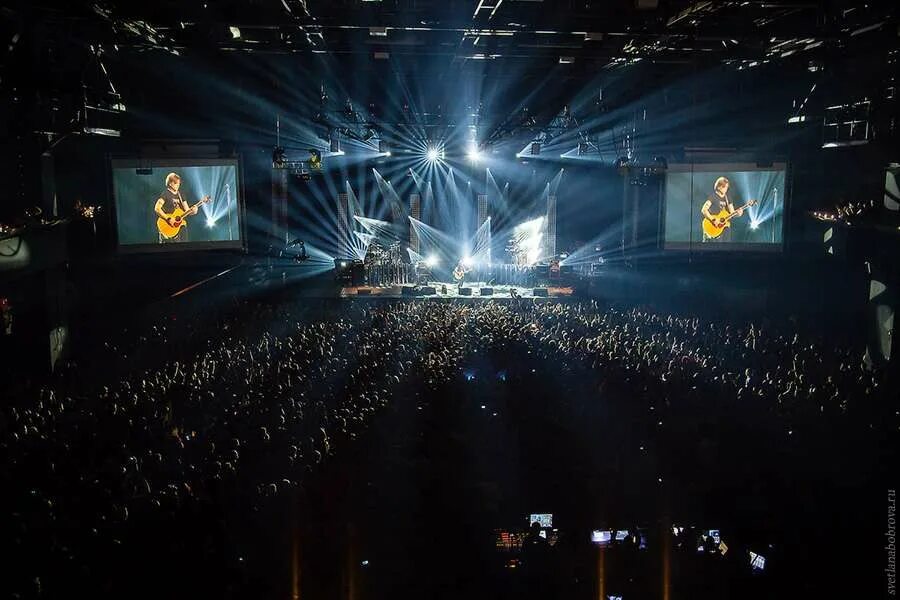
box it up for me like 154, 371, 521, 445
350, 264, 366, 286
356, 289, 371, 296
460, 287, 473, 296
420, 286, 437, 295
480, 288, 494, 296
401, 286, 418, 296
533, 288, 549, 297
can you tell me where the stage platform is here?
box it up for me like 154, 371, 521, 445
340, 282, 575, 299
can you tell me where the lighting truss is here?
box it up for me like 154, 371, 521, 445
489, 104, 584, 151
314, 88, 381, 145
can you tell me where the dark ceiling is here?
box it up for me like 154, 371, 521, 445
4, 1, 898, 69
0, 1, 897, 153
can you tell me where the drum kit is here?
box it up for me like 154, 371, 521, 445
364, 240, 403, 266
506, 238, 530, 267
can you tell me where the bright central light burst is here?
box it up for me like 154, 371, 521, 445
426, 147, 441, 162
513, 216, 545, 266
425, 254, 439, 267
467, 145, 481, 162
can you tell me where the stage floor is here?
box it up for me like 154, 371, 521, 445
340, 282, 575, 299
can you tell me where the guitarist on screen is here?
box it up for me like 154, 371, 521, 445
701, 176, 746, 242
154, 172, 209, 243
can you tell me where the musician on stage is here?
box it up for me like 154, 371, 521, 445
155, 173, 199, 243
453, 259, 471, 287
701, 177, 743, 242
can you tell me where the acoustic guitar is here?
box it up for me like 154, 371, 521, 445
157, 196, 211, 239
452, 262, 472, 282
702, 199, 757, 239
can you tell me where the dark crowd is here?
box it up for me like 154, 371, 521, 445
2, 298, 896, 599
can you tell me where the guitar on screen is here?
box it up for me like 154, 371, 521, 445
157, 196, 211, 239
702, 199, 757, 239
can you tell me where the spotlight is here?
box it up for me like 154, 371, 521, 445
285, 239, 309, 263
425, 254, 439, 267
206, 217, 216, 228
467, 144, 482, 162
750, 221, 760, 230
462, 255, 474, 267
426, 147, 442, 162
309, 149, 322, 170
333, 258, 357, 282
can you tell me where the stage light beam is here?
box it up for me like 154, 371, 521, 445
206, 217, 216, 228
425, 254, 439, 267
512, 216, 545, 266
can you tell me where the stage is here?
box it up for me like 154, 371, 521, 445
340, 281, 575, 299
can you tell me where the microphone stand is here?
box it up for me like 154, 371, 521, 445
225, 183, 234, 242
772, 186, 778, 243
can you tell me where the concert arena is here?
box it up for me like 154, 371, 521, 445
1, 2, 898, 599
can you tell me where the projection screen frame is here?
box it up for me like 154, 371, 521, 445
662, 161, 789, 253
110, 156, 247, 254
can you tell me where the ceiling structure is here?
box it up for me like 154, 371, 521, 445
4, 1, 897, 68
0, 1, 897, 154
